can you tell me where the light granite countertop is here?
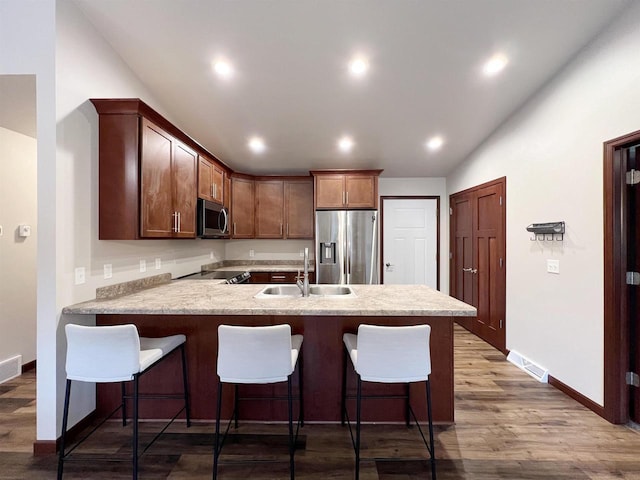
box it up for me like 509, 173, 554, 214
63, 281, 476, 317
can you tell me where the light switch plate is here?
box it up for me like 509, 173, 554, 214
74, 267, 85, 285
547, 259, 560, 274
139, 259, 146, 273
249, 249, 255, 258
103, 264, 112, 279
155, 258, 162, 269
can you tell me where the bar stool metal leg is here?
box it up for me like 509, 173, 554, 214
180, 344, 191, 427
213, 381, 223, 480
298, 351, 304, 427
426, 379, 436, 480
288, 377, 295, 480
341, 347, 347, 426
355, 377, 362, 480
133, 375, 140, 480
57, 379, 72, 480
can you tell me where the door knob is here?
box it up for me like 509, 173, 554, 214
385, 262, 393, 267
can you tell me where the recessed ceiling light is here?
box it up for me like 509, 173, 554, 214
213, 60, 234, 78
338, 136, 355, 152
248, 136, 266, 154
348, 56, 369, 77
425, 136, 444, 151
483, 54, 508, 76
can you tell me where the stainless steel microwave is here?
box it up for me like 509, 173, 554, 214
197, 199, 229, 238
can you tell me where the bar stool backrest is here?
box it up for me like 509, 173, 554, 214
65, 324, 141, 383
356, 324, 431, 383
218, 324, 294, 384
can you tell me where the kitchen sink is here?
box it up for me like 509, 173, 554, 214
254, 285, 302, 298
254, 284, 356, 298
309, 285, 356, 297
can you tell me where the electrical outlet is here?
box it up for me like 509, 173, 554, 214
249, 249, 255, 258
155, 258, 162, 269
74, 267, 85, 285
103, 264, 112, 279
547, 259, 560, 274
210, 251, 214, 259
139, 259, 146, 273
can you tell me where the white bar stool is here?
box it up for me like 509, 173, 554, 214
341, 324, 436, 479
214, 324, 303, 480
58, 324, 191, 480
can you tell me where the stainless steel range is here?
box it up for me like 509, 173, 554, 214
179, 270, 251, 284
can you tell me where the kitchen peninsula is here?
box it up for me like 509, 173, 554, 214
63, 279, 476, 424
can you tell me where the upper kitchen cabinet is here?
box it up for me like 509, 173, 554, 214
230, 174, 255, 238
140, 119, 196, 238
254, 177, 313, 239
91, 98, 215, 239
311, 170, 383, 209
284, 179, 314, 238
198, 154, 225, 204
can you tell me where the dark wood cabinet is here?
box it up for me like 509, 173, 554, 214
254, 178, 313, 239
140, 118, 196, 238
255, 180, 285, 238
249, 271, 315, 284
230, 175, 255, 238
312, 170, 382, 209
92, 99, 206, 240
198, 154, 224, 204
285, 180, 314, 238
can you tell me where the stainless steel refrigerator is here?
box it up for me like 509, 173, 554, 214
315, 210, 378, 284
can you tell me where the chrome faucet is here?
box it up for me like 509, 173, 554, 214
297, 247, 310, 297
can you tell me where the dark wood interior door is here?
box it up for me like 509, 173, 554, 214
625, 146, 640, 423
450, 178, 506, 352
474, 182, 506, 351
451, 193, 474, 331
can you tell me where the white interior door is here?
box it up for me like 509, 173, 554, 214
382, 198, 438, 288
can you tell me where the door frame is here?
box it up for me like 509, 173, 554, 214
380, 196, 440, 289
603, 129, 640, 424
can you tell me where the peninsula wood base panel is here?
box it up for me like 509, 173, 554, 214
96, 314, 454, 424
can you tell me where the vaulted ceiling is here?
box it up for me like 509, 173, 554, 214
73, 0, 631, 177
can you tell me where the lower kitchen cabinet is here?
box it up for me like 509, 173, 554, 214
249, 271, 315, 284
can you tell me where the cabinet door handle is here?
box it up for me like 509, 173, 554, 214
172, 212, 177, 232
177, 211, 181, 232
286, 223, 289, 236
211, 185, 214, 198
343, 191, 346, 206
233, 222, 237, 235
272, 275, 286, 279
346, 191, 349, 205
280, 223, 283, 236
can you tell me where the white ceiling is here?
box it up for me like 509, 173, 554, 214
73, 0, 631, 178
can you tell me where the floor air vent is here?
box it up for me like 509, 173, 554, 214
0, 355, 22, 384
507, 350, 548, 383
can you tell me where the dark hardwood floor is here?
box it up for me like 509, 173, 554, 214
2, 325, 640, 479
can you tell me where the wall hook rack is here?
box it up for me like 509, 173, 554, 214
526, 221, 565, 241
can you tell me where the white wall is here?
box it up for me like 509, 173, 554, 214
0, 127, 37, 367
225, 239, 313, 261
379, 178, 448, 293
447, 3, 640, 405
55, 0, 227, 433
0, 0, 57, 445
